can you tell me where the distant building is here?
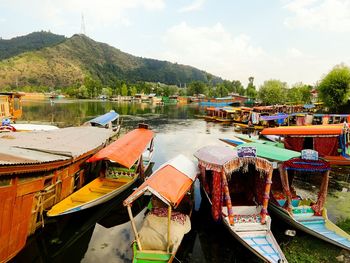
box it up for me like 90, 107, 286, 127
228, 93, 249, 105
311, 88, 318, 103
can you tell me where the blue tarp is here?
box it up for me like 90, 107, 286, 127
260, 114, 288, 121
88, 110, 119, 126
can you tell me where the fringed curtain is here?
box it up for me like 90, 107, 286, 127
312, 170, 330, 216
211, 171, 222, 221
278, 164, 292, 212
284, 137, 305, 152
313, 137, 339, 156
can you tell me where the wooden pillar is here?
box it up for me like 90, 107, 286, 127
261, 169, 273, 224
221, 170, 234, 225
127, 205, 142, 250
167, 205, 172, 253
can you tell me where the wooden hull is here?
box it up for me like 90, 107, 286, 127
269, 202, 350, 250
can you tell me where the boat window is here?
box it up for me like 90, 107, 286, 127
0, 178, 12, 187
303, 137, 314, 149
18, 174, 43, 184
13, 97, 21, 111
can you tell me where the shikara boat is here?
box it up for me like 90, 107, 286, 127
269, 153, 350, 250
123, 154, 198, 263
194, 145, 287, 263
47, 125, 155, 216
261, 123, 350, 165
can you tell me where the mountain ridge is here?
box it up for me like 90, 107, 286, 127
0, 32, 222, 88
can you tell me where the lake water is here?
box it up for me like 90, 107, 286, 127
11, 99, 350, 263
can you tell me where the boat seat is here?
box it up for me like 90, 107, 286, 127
71, 194, 96, 203
89, 187, 113, 194
101, 180, 126, 187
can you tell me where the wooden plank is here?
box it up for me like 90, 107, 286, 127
16, 179, 44, 197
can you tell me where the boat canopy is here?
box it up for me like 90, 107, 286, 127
123, 154, 198, 207
282, 157, 331, 172
87, 110, 119, 126
261, 124, 349, 136
87, 128, 154, 168
194, 145, 272, 174
279, 157, 331, 215
237, 142, 300, 162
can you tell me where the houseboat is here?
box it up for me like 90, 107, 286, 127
0, 92, 24, 122
0, 126, 117, 262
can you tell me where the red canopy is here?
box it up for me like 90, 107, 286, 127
87, 128, 154, 168
124, 155, 198, 207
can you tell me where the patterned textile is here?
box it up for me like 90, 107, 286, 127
212, 171, 222, 221
150, 208, 188, 225
312, 170, 330, 216
313, 137, 339, 157
199, 165, 210, 193
284, 137, 305, 152
233, 214, 261, 224
282, 158, 330, 172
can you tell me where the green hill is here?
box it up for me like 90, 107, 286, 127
0, 31, 66, 60
0, 33, 221, 88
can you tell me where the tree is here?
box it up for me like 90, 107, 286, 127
318, 64, 350, 112
246, 76, 257, 99
258, 80, 287, 105
121, 83, 128, 96
287, 83, 312, 104
130, 86, 137, 96
187, 81, 207, 96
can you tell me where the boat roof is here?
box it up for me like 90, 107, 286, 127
86, 110, 119, 126
282, 157, 330, 172
237, 143, 300, 162
194, 145, 273, 174
87, 127, 154, 168
0, 126, 114, 166
124, 155, 198, 207
261, 124, 348, 136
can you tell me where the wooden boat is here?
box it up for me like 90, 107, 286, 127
47, 125, 155, 216
269, 154, 350, 250
261, 123, 350, 165
194, 145, 287, 263
0, 125, 117, 262
123, 154, 198, 263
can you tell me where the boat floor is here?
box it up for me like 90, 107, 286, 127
239, 232, 284, 263
300, 218, 350, 248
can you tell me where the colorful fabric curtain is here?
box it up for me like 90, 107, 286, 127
284, 137, 305, 152
296, 116, 305, 126
312, 170, 330, 216
313, 137, 339, 157
212, 171, 222, 221
199, 165, 210, 193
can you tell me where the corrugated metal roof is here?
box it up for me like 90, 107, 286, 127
0, 126, 115, 165
86, 110, 119, 126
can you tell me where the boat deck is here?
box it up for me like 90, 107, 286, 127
242, 234, 283, 263
301, 219, 350, 248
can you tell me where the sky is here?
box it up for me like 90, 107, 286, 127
0, 0, 350, 87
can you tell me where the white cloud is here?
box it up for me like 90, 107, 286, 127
284, 0, 350, 32
156, 22, 344, 86
2, 0, 165, 35
178, 0, 205, 13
